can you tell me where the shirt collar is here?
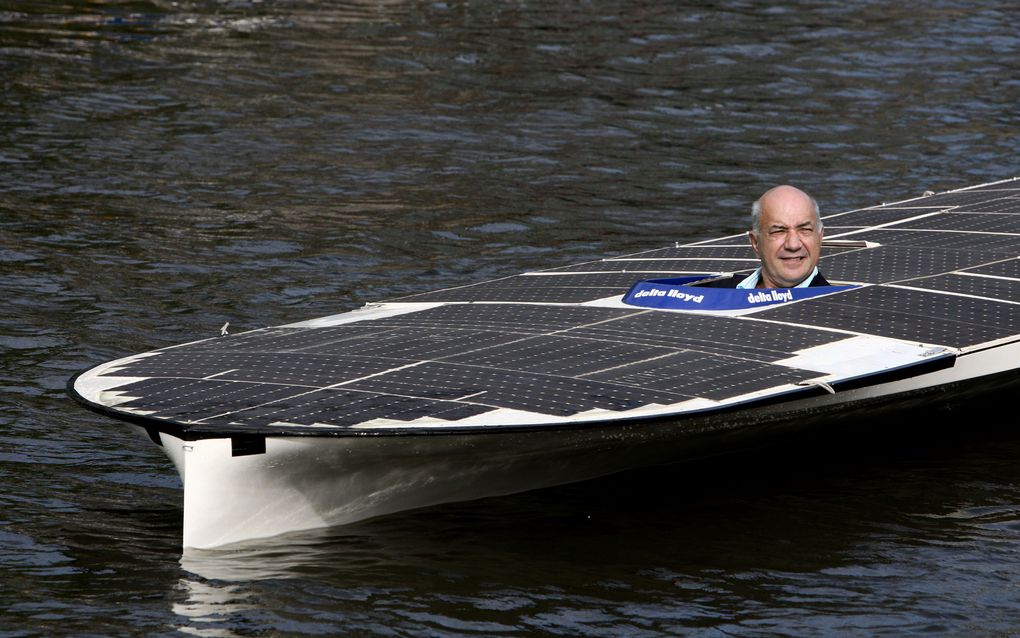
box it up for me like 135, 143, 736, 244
736, 266, 819, 289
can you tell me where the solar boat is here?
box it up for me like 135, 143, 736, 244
69, 178, 1020, 548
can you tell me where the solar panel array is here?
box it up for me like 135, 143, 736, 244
85, 180, 1020, 436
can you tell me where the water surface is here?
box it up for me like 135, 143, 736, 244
3, 1, 1019, 635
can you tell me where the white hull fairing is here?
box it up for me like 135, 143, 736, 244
139, 342, 1017, 549
70, 179, 1020, 548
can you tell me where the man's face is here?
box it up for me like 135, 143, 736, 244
748, 195, 823, 288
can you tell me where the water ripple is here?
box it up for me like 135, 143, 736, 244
4, 0, 1020, 636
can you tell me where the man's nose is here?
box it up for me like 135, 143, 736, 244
783, 230, 803, 251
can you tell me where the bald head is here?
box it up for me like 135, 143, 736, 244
751, 185, 822, 237
750, 185, 820, 237
747, 185, 824, 288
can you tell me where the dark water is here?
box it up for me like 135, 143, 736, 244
2, 1, 1019, 635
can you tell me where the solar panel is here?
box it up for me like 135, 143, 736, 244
583, 351, 819, 401
760, 285, 1020, 348
372, 303, 638, 332
616, 246, 757, 259
905, 273, 1020, 301
838, 228, 1019, 252
563, 311, 843, 361
900, 188, 1020, 207
552, 259, 759, 273
396, 273, 639, 303
892, 212, 1020, 233
823, 207, 949, 227
966, 258, 1020, 279
822, 244, 1012, 283
951, 196, 1020, 213
73, 178, 1020, 438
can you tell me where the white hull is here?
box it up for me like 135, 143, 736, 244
160, 341, 1018, 549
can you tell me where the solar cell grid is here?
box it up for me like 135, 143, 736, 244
891, 212, 1020, 234
585, 351, 819, 400
615, 246, 755, 260
396, 272, 653, 303
99, 351, 262, 379
225, 389, 494, 428
343, 362, 685, 415
822, 207, 948, 227
906, 188, 1020, 207
170, 325, 386, 354
516, 273, 651, 286
444, 335, 675, 377
103, 350, 407, 387
691, 237, 747, 247
552, 259, 759, 273
112, 378, 301, 421
278, 326, 405, 353
950, 196, 1020, 213
564, 311, 844, 361
373, 303, 639, 333
904, 274, 1020, 301
312, 328, 523, 360
760, 286, 1020, 347
965, 259, 1020, 279
282, 393, 403, 426
837, 229, 1020, 253
219, 354, 409, 386
176, 327, 305, 351
821, 245, 1004, 283
818, 244, 874, 257
399, 284, 628, 304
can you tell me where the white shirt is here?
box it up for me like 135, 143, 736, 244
736, 266, 820, 289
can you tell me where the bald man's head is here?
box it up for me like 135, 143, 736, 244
747, 185, 824, 288
751, 185, 822, 238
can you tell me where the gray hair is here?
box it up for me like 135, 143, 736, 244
750, 195, 823, 237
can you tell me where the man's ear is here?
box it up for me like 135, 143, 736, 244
747, 230, 760, 256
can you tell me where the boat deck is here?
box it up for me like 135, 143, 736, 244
71, 179, 1020, 438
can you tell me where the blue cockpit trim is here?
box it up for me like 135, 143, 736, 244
622, 276, 859, 311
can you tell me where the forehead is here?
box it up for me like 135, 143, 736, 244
760, 200, 817, 228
